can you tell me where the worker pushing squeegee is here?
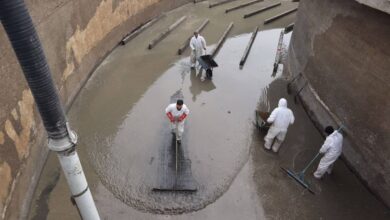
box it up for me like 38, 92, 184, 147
165, 99, 190, 145
313, 126, 343, 179
153, 99, 196, 192
282, 126, 344, 193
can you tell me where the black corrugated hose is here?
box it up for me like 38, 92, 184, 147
0, 0, 68, 139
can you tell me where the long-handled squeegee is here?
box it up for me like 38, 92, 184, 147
281, 152, 320, 194
282, 127, 343, 194
153, 122, 197, 192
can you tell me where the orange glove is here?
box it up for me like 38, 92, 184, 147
178, 113, 187, 122
166, 112, 174, 123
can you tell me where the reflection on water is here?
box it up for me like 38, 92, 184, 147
189, 68, 216, 102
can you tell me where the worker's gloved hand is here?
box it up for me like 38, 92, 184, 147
166, 112, 174, 123
178, 113, 187, 122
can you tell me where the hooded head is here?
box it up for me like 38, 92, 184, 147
278, 98, 287, 108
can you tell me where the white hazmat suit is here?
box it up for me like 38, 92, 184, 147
165, 103, 190, 141
264, 98, 295, 152
189, 34, 206, 68
313, 130, 343, 178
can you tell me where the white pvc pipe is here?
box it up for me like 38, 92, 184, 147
57, 151, 88, 194
57, 151, 100, 220
49, 129, 100, 220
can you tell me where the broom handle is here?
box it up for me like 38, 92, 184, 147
301, 152, 321, 173
176, 121, 179, 175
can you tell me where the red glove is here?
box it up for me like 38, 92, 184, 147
166, 112, 174, 122
178, 113, 187, 122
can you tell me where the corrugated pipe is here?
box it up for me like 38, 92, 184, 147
0, 0, 100, 219
0, 0, 67, 139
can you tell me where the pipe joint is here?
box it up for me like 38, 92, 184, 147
48, 122, 78, 152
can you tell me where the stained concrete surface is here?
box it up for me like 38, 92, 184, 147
28, 1, 389, 219
287, 0, 390, 207
355, 0, 390, 14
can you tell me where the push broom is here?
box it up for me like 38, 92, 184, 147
281, 152, 320, 194
281, 127, 343, 194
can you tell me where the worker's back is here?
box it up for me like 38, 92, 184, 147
326, 131, 343, 156
267, 98, 294, 131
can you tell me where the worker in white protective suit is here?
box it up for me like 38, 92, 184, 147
189, 31, 206, 69
165, 99, 190, 144
313, 126, 343, 179
264, 98, 295, 153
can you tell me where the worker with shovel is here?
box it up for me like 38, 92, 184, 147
165, 99, 189, 144
313, 126, 343, 179
264, 98, 295, 153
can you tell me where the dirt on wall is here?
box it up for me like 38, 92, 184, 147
287, 0, 390, 208
0, 0, 191, 219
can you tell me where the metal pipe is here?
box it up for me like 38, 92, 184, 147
148, 16, 187, 50
264, 7, 298, 24
243, 2, 281, 19
225, 0, 263, 13
239, 26, 258, 67
209, 0, 240, 8
194, 0, 207, 3
121, 14, 165, 45
211, 22, 234, 58
0, 0, 100, 219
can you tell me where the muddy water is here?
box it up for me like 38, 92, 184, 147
29, 0, 296, 218
69, 29, 283, 214
28, 1, 390, 219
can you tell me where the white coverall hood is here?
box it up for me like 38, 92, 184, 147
278, 98, 287, 108
267, 98, 294, 131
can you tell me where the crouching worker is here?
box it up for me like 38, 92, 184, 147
264, 98, 295, 153
165, 99, 190, 144
313, 126, 343, 179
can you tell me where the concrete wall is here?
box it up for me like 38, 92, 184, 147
0, 0, 190, 219
288, 0, 390, 207
355, 0, 390, 14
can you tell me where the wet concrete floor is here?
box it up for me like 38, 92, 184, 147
28, 1, 390, 219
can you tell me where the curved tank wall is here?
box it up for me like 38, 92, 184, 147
287, 0, 390, 207
0, 0, 190, 219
